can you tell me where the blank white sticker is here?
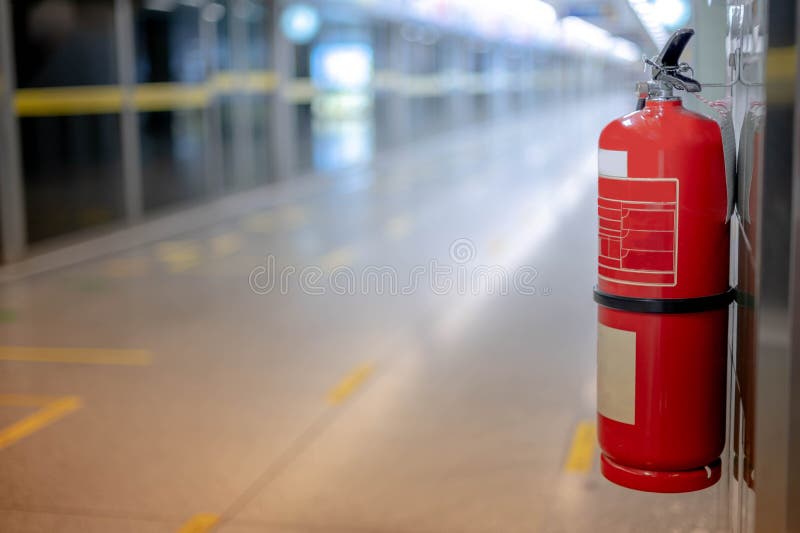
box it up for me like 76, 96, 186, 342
597, 323, 636, 425
598, 149, 628, 178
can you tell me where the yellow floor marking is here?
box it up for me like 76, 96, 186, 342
328, 362, 375, 405
0, 347, 153, 366
320, 246, 355, 271
279, 206, 308, 228
103, 257, 150, 278
564, 420, 597, 473
177, 513, 219, 533
385, 215, 413, 239
0, 396, 82, 450
241, 212, 275, 233
210, 232, 244, 257
0, 394, 60, 407
155, 241, 201, 273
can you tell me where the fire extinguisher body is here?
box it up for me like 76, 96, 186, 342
595, 99, 731, 493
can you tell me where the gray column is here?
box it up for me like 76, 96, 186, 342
230, 0, 255, 187
754, 1, 798, 531
270, 0, 297, 181
0, 0, 26, 262
386, 22, 410, 145
685, 0, 729, 114
200, 5, 224, 195
489, 48, 508, 118
115, 0, 143, 221
446, 37, 469, 127
523, 48, 537, 110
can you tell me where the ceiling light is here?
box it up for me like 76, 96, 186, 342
653, 0, 691, 29
628, 0, 671, 49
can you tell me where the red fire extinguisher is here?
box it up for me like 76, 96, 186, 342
594, 28, 734, 493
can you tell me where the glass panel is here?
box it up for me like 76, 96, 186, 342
407, 36, 445, 138
308, 22, 375, 173
219, 0, 276, 192
294, 41, 313, 174
472, 46, 491, 123
13, 0, 124, 243
371, 21, 394, 150
246, 0, 275, 186
133, 2, 208, 212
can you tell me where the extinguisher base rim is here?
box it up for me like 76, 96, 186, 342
600, 454, 722, 493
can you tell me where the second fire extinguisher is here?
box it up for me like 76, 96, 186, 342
594, 29, 734, 493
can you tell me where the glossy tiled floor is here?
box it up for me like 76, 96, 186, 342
0, 95, 730, 532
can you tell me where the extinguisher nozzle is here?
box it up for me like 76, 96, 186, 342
642, 28, 703, 97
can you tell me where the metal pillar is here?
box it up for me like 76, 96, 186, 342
387, 22, 410, 145
115, 0, 143, 221
685, 0, 729, 114
446, 36, 469, 127
270, 0, 297, 181
200, 5, 224, 195
230, 0, 255, 188
752, 1, 799, 531
0, 0, 26, 262
490, 48, 509, 119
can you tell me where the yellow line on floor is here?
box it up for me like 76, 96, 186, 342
155, 241, 202, 273
385, 215, 413, 239
103, 256, 151, 278
0, 394, 61, 407
279, 206, 308, 228
240, 212, 275, 233
328, 362, 375, 405
177, 513, 219, 533
0, 396, 82, 450
320, 246, 355, 271
210, 232, 244, 257
0, 347, 153, 366
564, 420, 597, 473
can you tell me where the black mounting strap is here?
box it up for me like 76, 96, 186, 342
593, 287, 736, 314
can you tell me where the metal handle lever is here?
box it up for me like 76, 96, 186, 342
661, 71, 702, 93
643, 28, 703, 95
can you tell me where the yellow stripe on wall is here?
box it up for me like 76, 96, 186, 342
766, 46, 796, 104
133, 83, 212, 111
245, 71, 280, 92
13, 70, 281, 117
210, 71, 279, 92
766, 46, 797, 81
15, 86, 123, 116
12, 68, 504, 116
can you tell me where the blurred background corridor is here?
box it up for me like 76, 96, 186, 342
0, 0, 797, 532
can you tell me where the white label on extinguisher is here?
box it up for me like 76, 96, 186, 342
597, 324, 636, 425
598, 149, 628, 177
